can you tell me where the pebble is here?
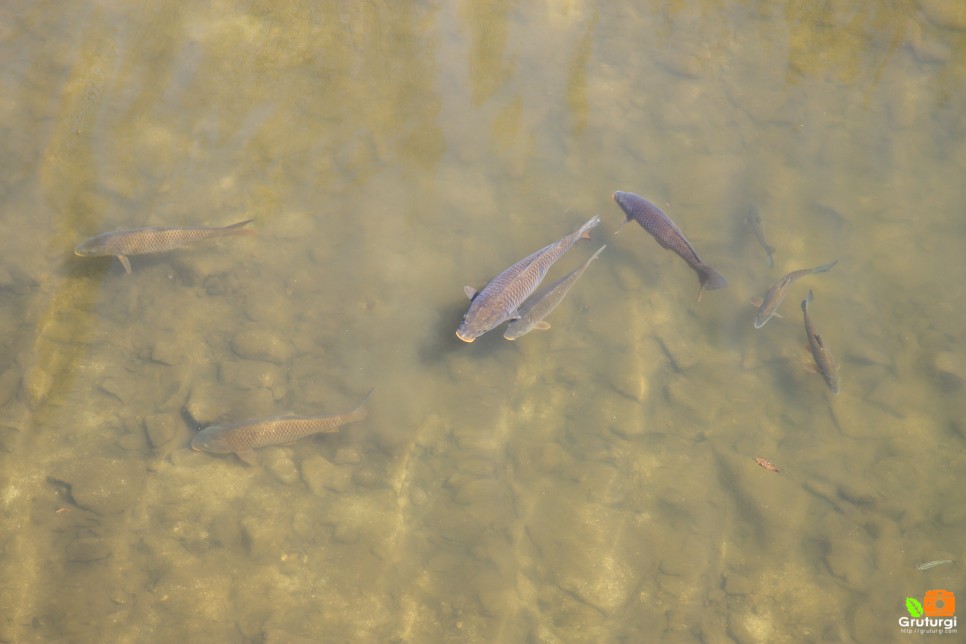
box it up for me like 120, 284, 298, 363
150, 340, 185, 366
231, 329, 293, 365
184, 383, 225, 426
917, 0, 966, 30
218, 360, 287, 399
931, 351, 963, 392
261, 448, 299, 485
66, 536, 112, 562
333, 447, 362, 465
143, 414, 179, 449
21, 365, 53, 409
240, 515, 284, 560
48, 457, 146, 515
0, 366, 20, 408
98, 376, 129, 403
300, 455, 352, 495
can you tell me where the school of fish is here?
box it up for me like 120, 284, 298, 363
75, 188, 842, 472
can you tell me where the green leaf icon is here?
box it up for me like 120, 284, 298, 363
906, 597, 923, 618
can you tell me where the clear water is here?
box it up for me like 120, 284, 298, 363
0, 2, 963, 641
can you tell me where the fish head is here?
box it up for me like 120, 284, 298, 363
612, 191, 629, 210
191, 426, 233, 454
455, 320, 481, 343
456, 306, 508, 343
74, 237, 102, 256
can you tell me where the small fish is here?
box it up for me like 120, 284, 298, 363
801, 290, 840, 395
504, 245, 606, 340
191, 388, 373, 465
612, 191, 727, 299
457, 216, 600, 342
754, 457, 780, 473
753, 259, 837, 328
75, 219, 255, 273
915, 560, 953, 571
745, 206, 775, 267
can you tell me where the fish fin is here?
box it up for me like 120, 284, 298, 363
235, 448, 258, 466
225, 218, 255, 230
463, 286, 478, 301
348, 388, 374, 421
534, 321, 551, 331
117, 255, 132, 274
699, 266, 728, 291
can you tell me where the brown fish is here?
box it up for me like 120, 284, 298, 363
754, 457, 780, 473
456, 216, 599, 342
75, 219, 255, 273
191, 388, 373, 465
503, 244, 606, 340
801, 290, 840, 394
754, 260, 837, 329
612, 191, 727, 298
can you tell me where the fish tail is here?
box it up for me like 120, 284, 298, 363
802, 289, 813, 312
224, 219, 256, 235
577, 215, 601, 239
812, 259, 838, 274
346, 388, 374, 421
698, 265, 728, 291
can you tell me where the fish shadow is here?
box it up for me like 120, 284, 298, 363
417, 301, 515, 365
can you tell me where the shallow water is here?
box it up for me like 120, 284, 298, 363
1, 1, 964, 641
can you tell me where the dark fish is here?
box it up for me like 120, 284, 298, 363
456, 216, 600, 342
504, 245, 606, 340
612, 191, 727, 298
754, 457, 780, 473
75, 219, 255, 273
754, 260, 838, 329
191, 389, 373, 465
745, 206, 775, 267
801, 290, 839, 394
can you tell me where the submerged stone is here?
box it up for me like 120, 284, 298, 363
66, 536, 112, 562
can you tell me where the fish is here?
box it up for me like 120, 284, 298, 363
75, 219, 255, 273
753, 259, 838, 328
915, 560, 953, 571
754, 457, 780, 473
612, 191, 727, 299
456, 216, 600, 342
504, 245, 606, 340
191, 388, 373, 465
801, 290, 840, 395
745, 206, 775, 267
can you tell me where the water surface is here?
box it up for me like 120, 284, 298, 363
0, 1, 963, 641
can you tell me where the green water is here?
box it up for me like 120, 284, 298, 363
0, 1, 963, 642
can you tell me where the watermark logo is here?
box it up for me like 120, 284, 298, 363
899, 590, 958, 635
